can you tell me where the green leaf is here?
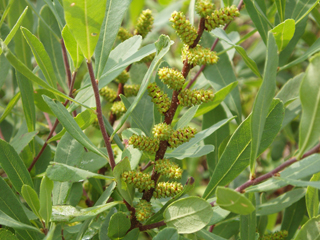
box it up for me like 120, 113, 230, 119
122, 228, 139, 240
196, 229, 228, 240
0, 92, 20, 123
287, 0, 319, 24
281, 197, 306, 240
276, 73, 304, 105
111, 35, 172, 139
10, 131, 37, 154
21, 27, 58, 90
130, 0, 144, 25
194, 82, 238, 118
94, 0, 132, 78
43, 96, 107, 158
46, 162, 114, 182
0, 139, 33, 194
298, 53, 320, 158
164, 196, 213, 234
99, 208, 117, 240
0, 229, 19, 240
216, 187, 255, 215
51, 202, 120, 223
79, 151, 108, 172
174, 106, 199, 130
39, 6, 67, 92
107, 212, 131, 239
203, 99, 284, 199
43, 223, 56, 240
294, 215, 320, 240
153, 228, 179, 240
0, 177, 37, 239
240, 192, 256, 240
43, 0, 65, 28
208, 206, 230, 225
48, 109, 97, 143
243, 0, 269, 44
21, 185, 41, 220
257, 188, 306, 215
270, 19, 295, 52
0, 210, 41, 233
247, 154, 320, 192
112, 158, 135, 205
63, 0, 107, 59
166, 117, 234, 159
306, 173, 320, 218
250, 32, 278, 175
61, 25, 84, 69
39, 176, 54, 227
275, 0, 286, 22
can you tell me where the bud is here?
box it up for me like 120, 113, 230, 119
139, 53, 156, 64
135, 200, 154, 222
158, 67, 185, 91
168, 126, 197, 148
205, 5, 240, 31
122, 171, 155, 192
123, 84, 140, 97
152, 123, 173, 140
154, 159, 183, 179
147, 83, 171, 114
261, 230, 288, 240
182, 45, 218, 66
170, 11, 198, 46
117, 27, 133, 42
111, 101, 126, 118
115, 70, 130, 84
134, 9, 154, 38
129, 134, 160, 154
99, 86, 117, 103
178, 89, 214, 107
92, 118, 100, 130
153, 181, 183, 198
195, 0, 215, 18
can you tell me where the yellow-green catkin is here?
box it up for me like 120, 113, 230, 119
111, 101, 126, 118
92, 118, 100, 130
205, 5, 240, 31
170, 11, 198, 46
124, 84, 140, 97
182, 45, 218, 66
178, 89, 214, 106
154, 159, 183, 179
195, 0, 215, 18
135, 200, 154, 222
129, 134, 160, 154
147, 83, 171, 114
117, 27, 133, 42
121, 171, 155, 192
168, 126, 197, 148
158, 67, 185, 91
139, 53, 156, 63
115, 70, 130, 84
153, 182, 183, 198
152, 123, 173, 140
99, 86, 117, 103
260, 230, 288, 240
134, 9, 154, 38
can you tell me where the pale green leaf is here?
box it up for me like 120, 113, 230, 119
21, 185, 41, 220
39, 176, 54, 227
271, 19, 295, 52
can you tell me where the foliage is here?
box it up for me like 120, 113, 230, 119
0, 0, 320, 239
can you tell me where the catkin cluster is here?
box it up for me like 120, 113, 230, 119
122, 171, 155, 192
135, 200, 154, 222
260, 230, 288, 240
182, 45, 219, 65
158, 67, 185, 91
117, 27, 133, 42
153, 182, 183, 198
152, 123, 173, 140
178, 89, 214, 107
147, 83, 171, 114
115, 70, 130, 84
99, 86, 117, 103
205, 5, 240, 31
124, 84, 140, 97
154, 159, 183, 179
110, 101, 126, 118
195, 0, 215, 17
168, 126, 197, 148
129, 134, 160, 154
134, 9, 154, 38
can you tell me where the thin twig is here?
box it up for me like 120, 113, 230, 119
140, 161, 153, 171
61, 39, 72, 89
235, 142, 320, 193
0, 128, 4, 140
87, 60, 116, 170
186, 0, 244, 89
43, 112, 54, 135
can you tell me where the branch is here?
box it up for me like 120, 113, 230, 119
185, 0, 244, 89
61, 39, 72, 89
235, 142, 320, 193
87, 61, 116, 170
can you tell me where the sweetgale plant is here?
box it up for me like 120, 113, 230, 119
0, 0, 320, 239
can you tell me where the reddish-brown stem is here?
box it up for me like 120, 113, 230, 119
83, 188, 94, 207
186, 0, 244, 89
43, 112, 54, 135
190, 18, 206, 48
140, 161, 153, 171
28, 72, 78, 172
0, 128, 4, 140
209, 225, 215, 232
235, 142, 320, 193
61, 39, 72, 89
139, 221, 166, 231
87, 61, 116, 170
124, 199, 142, 231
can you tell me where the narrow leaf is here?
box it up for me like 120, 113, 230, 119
306, 173, 320, 218
0, 210, 41, 233
21, 185, 41, 220
240, 193, 256, 240
294, 215, 320, 240
0, 92, 20, 124
39, 176, 54, 227
275, 0, 286, 22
